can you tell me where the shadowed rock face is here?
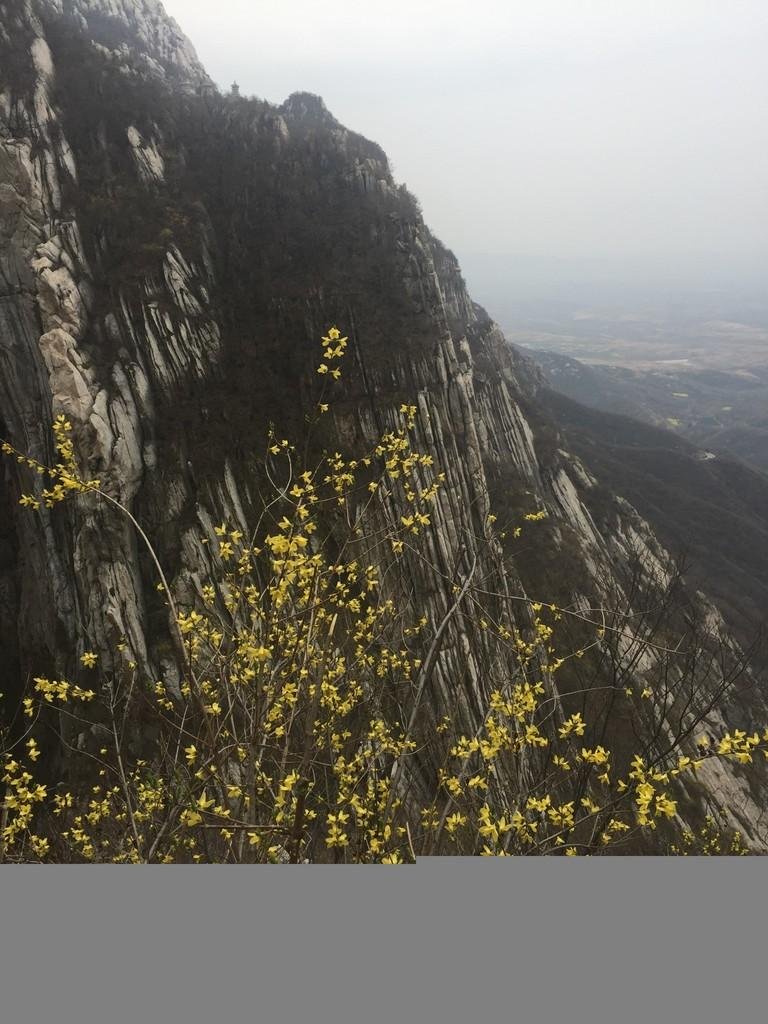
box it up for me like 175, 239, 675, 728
2, 0, 766, 844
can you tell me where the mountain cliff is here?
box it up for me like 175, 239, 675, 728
2, 0, 766, 851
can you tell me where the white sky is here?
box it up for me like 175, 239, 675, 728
161, 1, 768, 301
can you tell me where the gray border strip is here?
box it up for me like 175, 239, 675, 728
1, 860, 763, 1024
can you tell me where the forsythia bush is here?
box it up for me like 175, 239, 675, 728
1, 328, 765, 862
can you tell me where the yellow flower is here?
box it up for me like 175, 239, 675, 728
445, 812, 467, 835
80, 651, 98, 668
196, 791, 215, 811
655, 794, 677, 819
558, 712, 586, 739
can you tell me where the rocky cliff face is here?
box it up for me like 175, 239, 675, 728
2, 0, 766, 846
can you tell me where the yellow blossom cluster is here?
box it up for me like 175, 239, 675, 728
2, 415, 100, 512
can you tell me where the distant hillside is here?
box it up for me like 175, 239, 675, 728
540, 386, 768, 646
534, 349, 768, 474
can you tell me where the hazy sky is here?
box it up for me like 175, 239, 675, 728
161, 1, 767, 305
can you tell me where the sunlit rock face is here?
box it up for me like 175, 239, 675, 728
1, 0, 766, 845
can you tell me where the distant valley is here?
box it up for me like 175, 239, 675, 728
506, 296, 768, 644
506, 297, 768, 472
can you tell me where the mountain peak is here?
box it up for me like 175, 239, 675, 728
36, 0, 210, 86
280, 91, 337, 125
